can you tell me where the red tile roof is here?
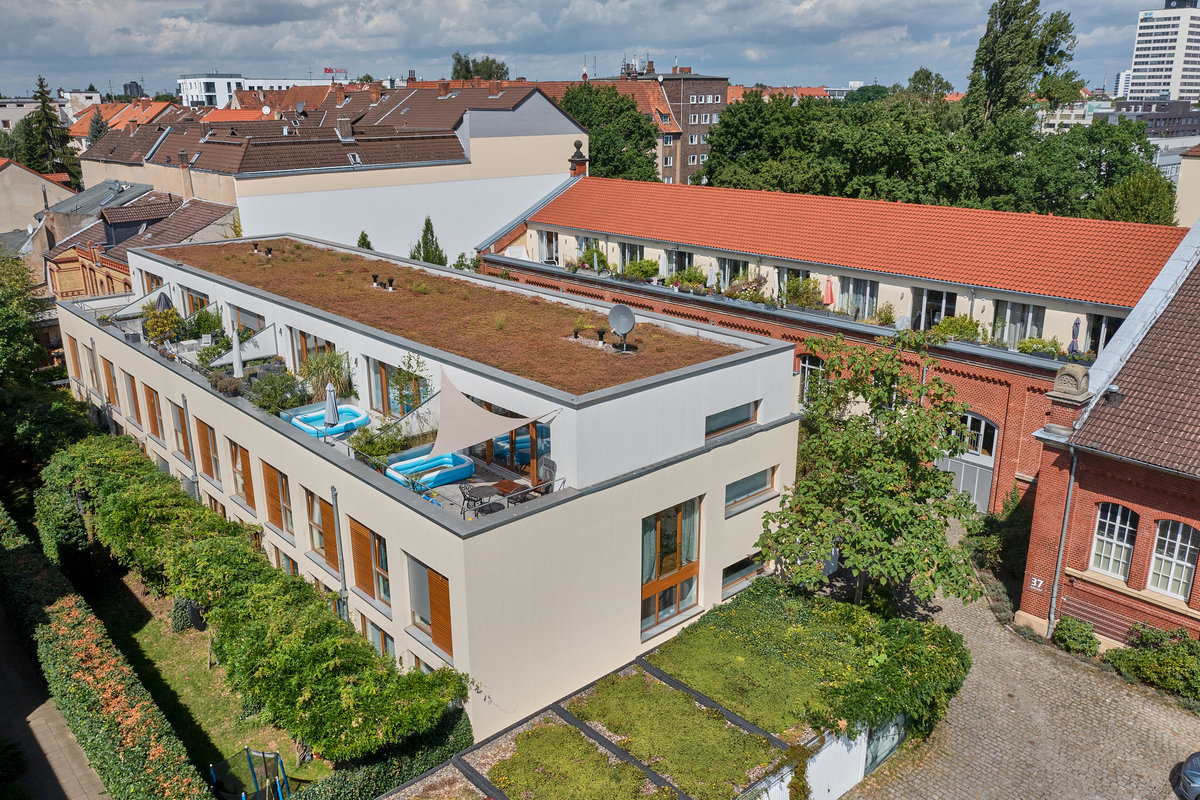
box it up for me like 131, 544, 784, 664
69, 101, 177, 137
528, 177, 1189, 308
728, 85, 830, 102
202, 108, 273, 122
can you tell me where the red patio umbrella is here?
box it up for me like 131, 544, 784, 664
822, 276, 835, 306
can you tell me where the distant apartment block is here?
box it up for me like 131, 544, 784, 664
178, 71, 331, 108
1128, 0, 1200, 101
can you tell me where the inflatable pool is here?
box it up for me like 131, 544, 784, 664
289, 405, 370, 437
385, 451, 475, 491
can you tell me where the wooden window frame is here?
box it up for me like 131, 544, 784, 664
195, 419, 220, 481
143, 271, 163, 294
261, 461, 292, 534
408, 557, 453, 657
123, 371, 142, 426
304, 489, 338, 572
704, 400, 759, 439
349, 517, 376, 600
101, 357, 119, 409
725, 467, 776, 509
641, 499, 701, 631
144, 386, 163, 440
65, 336, 81, 381
170, 401, 191, 462
372, 533, 391, 607
229, 439, 255, 510
184, 288, 209, 316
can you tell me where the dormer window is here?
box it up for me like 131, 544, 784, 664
347, 152, 362, 166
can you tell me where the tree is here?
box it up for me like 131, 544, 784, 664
842, 84, 890, 104
559, 84, 659, 181
450, 52, 510, 81
1090, 168, 1177, 225
25, 76, 79, 187
86, 82, 97, 92
354, 73, 375, 83
357, 230, 373, 250
906, 67, 955, 100
963, 0, 1083, 131
152, 92, 177, 102
758, 332, 980, 605
86, 109, 110, 147
409, 216, 447, 265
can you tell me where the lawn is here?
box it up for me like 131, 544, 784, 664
82, 571, 333, 785
567, 669, 776, 800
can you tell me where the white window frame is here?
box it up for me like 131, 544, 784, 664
663, 133, 674, 145
712, 112, 720, 124
700, 113, 710, 123
1150, 519, 1200, 599
700, 154, 708, 163
689, 94, 697, 103
663, 155, 673, 167
1090, 503, 1139, 580
688, 154, 698, 165
688, 134, 698, 145
689, 113, 698, 124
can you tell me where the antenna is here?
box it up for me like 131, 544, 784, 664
608, 304, 636, 352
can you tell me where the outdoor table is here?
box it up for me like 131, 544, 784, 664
491, 479, 524, 496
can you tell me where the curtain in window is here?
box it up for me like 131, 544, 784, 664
681, 498, 699, 565
641, 515, 656, 584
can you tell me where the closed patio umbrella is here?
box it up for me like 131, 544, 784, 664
154, 292, 174, 312
1068, 316, 1081, 355
324, 382, 339, 427
822, 276, 835, 306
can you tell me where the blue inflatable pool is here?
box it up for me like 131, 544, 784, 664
289, 405, 370, 437
385, 451, 475, 491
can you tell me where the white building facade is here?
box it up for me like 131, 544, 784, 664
178, 72, 331, 108
1128, 1, 1200, 101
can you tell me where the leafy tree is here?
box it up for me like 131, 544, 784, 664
85, 82, 97, 92
86, 109, 109, 147
451, 51, 510, 81
355, 73, 376, 83
758, 332, 981, 605
963, 0, 1082, 131
357, 230, 373, 250
1090, 168, 1177, 225
409, 216, 447, 265
906, 67, 955, 100
152, 92, 177, 102
559, 84, 659, 181
842, 84, 890, 104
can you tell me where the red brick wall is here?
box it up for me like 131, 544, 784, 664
480, 257, 1058, 513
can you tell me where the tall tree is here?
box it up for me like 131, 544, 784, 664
1090, 168, 1177, 225
409, 216, 447, 265
451, 52, 510, 81
906, 67, 955, 100
357, 231, 373, 250
758, 332, 980, 605
86, 109, 110, 148
842, 84, 890, 105
559, 84, 659, 181
25, 76, 79, 186
86, 82, 98, 92
963, 0, 1082, 131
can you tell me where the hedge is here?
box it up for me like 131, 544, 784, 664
0, 506, 209, 800
294, 707, 473, 800
1104, 623, 1200, 701
36, 435, 470, 762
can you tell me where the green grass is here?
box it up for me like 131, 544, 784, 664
568, 670, 775, 800
488, 723, 670, 800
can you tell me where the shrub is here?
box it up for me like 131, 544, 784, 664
874, 302, 896, 327
932, 315, 983, 341
1052, 616, 1100, 657
1014, 625, 1044, 643
498, 268, 514, 281
1104, 623, 1200, 701
212, 375, 243, 396
170, 596, 194, 632
1016, 336, 1064, 356
347, 422, 410, 468
624, 258, 660, 281
141, 304, 182, 345
0, 735, 26, 784
671, 265, 707, 287
784, 276, 823, 308
245, 371, 308, 415
294, 708, 473, 800
297, 350, 355, 399
579, 244, 609, 271
196, 335, 231, 368
181, 306, 223, 340
723, 271, 771, 304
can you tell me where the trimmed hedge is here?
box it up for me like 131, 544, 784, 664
37, 435, 469, 762
0, 507, 208, 800
295, 708, 473, 800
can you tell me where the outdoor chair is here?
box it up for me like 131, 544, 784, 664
476, 501, 504, 516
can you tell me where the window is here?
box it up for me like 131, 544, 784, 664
348, 517, 393, 606
618, 242, 644, 268
839, 277, 878, 320
687, 154, 698, 165
347, 152, 362, 166
144, 386, 164, 440
725, 468, 775, 508
408, 555, 453, 656
169, 401, 191, 462
700, 133, 709, 144
910, 289, 958, 331
81, 344, 99, 390
1091, 503, 1139, 580
664, 177, 674, 184
368, 357, 430, 417
688, 134, 698, 145
206, 494, 226, 519
195, 418, 220, 481
233, 306, 264, 333
689, 94, 697, 103
663, 133, 674, 145
700, 113, 710, 123
641, 497, 700, 630
142, 271, 163, 294
715, 94, 722, 104
1150, 520, 1200, 599
293, 329, 334, 365
700, 154, 708, 163
228, 439, 255, 510
1089, 314, 1124, 355
663, 155, 673, 167
712, 112, 720, 124
716, 257, 748, 287
305, 489, 338, 567
705, 401, 758, 437
183, 288, 209, 316
122, 371, 141, 426
962, 414, 997, 457
365, 618, 396, 658
798, 354, 825, 403
689, 113, 699, 124
538, 230, 559, 264
722, 555, 762, 593
992, 301, 1045, 349
101, 358, 119, 410
65, 336, 81, 381
261, 461, 293, 534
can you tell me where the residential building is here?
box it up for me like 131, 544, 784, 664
0, 158, 75, 239
178, 72, 331, 109
478, 176, 1187, 513
823, 81, 865, 100
1166, 142, 1200, 223
1017, 223, 1200, 647
1102, 99, 1200, 137
81, 87, 589, 257
58, 89, 103, 123
1117, 69, 1134, 98
58, 234, 797, 737
727, 85, 832, 103
1128, 1, 1200, 101
0, 96, 67, 132
67, 100, 179, 150
1037, 100, 1115, 133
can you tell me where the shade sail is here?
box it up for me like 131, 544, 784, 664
111, 285, 171, 320
210, 324, 278, 367
430, 371, 542, 458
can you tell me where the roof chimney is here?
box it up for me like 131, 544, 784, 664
438, 80, 450, 96
335, 116, 354, 141
646, 60, 655, 74
368, 83, 381, 103
178, 148, 194, 200
489, 80, 501, 95
569, 140, 588, 177
680, 66, 691, 74
408, 69, 416, 82
672, 66, 678, 74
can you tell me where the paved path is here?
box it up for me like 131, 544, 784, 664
0, 603, 108, 800
844, 587, 1199, 800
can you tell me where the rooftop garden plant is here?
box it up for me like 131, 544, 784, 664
723, 271, 771, 304
579, 244, 609, 272
141, 302, 183, 345
297, 349, 356, 398
933, 314, 985, 342
622, 258, 659, 281
671, 265, 708, 289
1016, 336, 1064, 356
784, 276, 823, 309
568, 669, 775, 800
348, 421, 410, 469
244, 370, 308, 415
181, 306, 223, 340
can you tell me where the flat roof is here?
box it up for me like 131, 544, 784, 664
149, 238, 744, 395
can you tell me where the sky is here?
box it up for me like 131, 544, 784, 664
0, 0, 1145, 98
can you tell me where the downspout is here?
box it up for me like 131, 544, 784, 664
1046, 444, 1077, 639
330, 485, 349, 621
180, 393, 199, 494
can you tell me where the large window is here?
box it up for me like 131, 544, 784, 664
143, 271, 163, 294
365, 617, 396, 658
408, 556, 453, 656
717, 257, 748, 287
195, 418, 220, 482
367, 357, 430, 417
798, 354, 825, 404
1091, 503, 1139, 580
992, 301, 1045, 349
81, 344, 99, 390
641, 497, 700, 631
665, 250, 693, 273
839, 278, 878, 320
705, 401, 758, 438
122, 371, 141, 426
183, 288, 209, 316
261, 461, 293, 535
962, 413, 997, 458
618, 242, 643, 268
1150, 520, 1200, 599
722, 554, 763, 596
228, 439, 255, 510
65, 336, 82, 381
305, 489, 337, 570
232, 306, 264, 333
1089, 314, 1124, 355
910, 289, 957, 331
293, 329, 334, 365
101, 358, 119, 410
725, 468, 775, 508
144, 386, 164, 440
169, 401, 191, 462
538, 230, 559, 264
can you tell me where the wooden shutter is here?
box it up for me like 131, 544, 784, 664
196, 421, 213, 478
177, 407, 191, 462
428, 569, 452, 656
144, 387, 159, 438
127, 376, 141, 425
240, 446, 255, 510
102, 360, 117, 405
320, 498, 337, 571
348, 518, 374, 599
261, 461, 280, 527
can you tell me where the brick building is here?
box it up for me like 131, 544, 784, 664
1018, 226, 1200, 644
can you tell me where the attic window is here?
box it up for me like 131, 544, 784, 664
489, 90, 505, 99
439, 91, 461, 100
400, 107, 409, 114
658, 112, 670, 123
189, 152, 201, 165
347, 152, 362, 166
338, 97, 351, 107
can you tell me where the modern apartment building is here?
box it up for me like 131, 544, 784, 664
178, 72, 331, 108
58, 235, 797, 737
1128, 0, 1200, 101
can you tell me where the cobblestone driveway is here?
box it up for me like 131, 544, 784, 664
845, 591, 1200, 800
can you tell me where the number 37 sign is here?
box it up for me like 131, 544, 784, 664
1029, 576, 1045, 592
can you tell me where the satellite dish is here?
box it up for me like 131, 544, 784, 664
609, 304, 635, 336
261, 105, 271, 116
296, 100, 305, 114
